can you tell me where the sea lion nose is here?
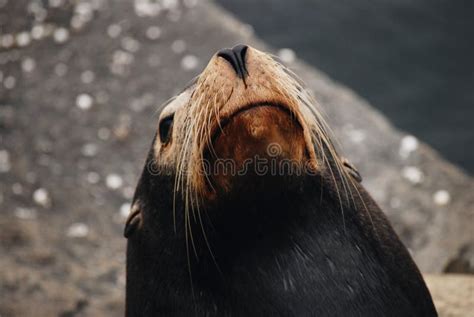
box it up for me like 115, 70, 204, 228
217, 44, 248, 79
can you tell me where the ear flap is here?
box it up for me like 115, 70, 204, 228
342, 158, 362, 183
124, 202, 143, 238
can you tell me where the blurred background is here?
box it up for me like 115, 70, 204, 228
0, 0, 472, 316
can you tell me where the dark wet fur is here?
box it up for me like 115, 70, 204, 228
125, 137, 437, 316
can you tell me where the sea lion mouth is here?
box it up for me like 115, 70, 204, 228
204, 103, 309, 194
212, 103, 294, 137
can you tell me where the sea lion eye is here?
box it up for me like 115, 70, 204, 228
159, 114, 174, 144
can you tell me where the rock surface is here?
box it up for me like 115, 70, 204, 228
425, 274, 474, 317
0, 0, 472, 315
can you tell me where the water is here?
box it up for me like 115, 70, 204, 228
216, 0, 474, 174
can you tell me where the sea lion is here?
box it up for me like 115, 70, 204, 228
124, 45, 437, 316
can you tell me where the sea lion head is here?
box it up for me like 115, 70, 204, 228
125, 45, 354, 238
125, 45, 437, 317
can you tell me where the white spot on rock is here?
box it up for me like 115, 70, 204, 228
74, 2, 94, 27
49, 0, 64, 8
80, 70, 95, 84
71, 15, 86, 30
433, 190, 451, 206
183, 0, 198, 8
278, 48, 296, 64
14, 207, 37, 220
76, 93, 93, 110
33, 188, 51, 208
53, 28, 70, 43
181, 54, 199, 71
171, 39, 186, 54
21, 57, 36, 73
401, 166, 424, 184
12, 183, 24, 195
107, 24, 122, 38
120, 202, 131, 219
399, 135, 419, 159
146, 26, 162, 40
134, 0, 162, 17
1, 34, 14, 48
16, 32, 31, 47
106, 174, 123, 190
81, 143, 98, 157
121, 36, 140, 53
86, 171, 100, 184
31, 24, 46, 40
122, 186, 135, 200
4, 76, 16, 89
112, 50, 134, 65
110, 50, 134, 75
0, 149, 11, 173
67, 222, 89, 238
348, 129, 366, 143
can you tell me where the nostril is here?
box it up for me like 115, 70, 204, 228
232, 44, 248, 61
232, 44, 248, 76
217, 44, 249, 79
217, 48, 237, 72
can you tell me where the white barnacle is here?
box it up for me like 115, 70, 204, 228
401, 166, 424, 184
76, 93, 94, 110
134, 0, 162, 17
3, 76, 16, 89
1, 34, 15, 48
14, 207, 37, 220
278, 48, 296, 64
121, 36, 140, 53
0, 149, 11, 173
146, 26, 162, 40
106, 173, 123, 190
107, 24, 122, 38
120, 202, 132, 219
33, 188, 51, 208
67, 222, 89, 238
399, 135, 419, 159
53, 28, 70, 43
433, 190, 451, 206
181, 55, 199, 71
171, 39, 186, 54
16, 32, 31, 47
86, 171, 100, 184
80, 70, 95, 84
81, 143, 99, 157
21, 57, 36, 73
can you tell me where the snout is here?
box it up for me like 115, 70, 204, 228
192, 45, 318, 196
